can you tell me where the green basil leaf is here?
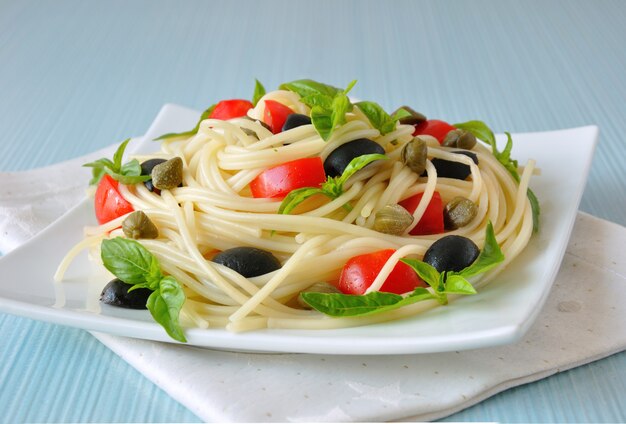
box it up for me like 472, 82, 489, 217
83, 158, 115, 170
252, 79, 266, 106
88, 166, 106, 186
101, 237, 163, 285
127, 283, 152, 293
310, 105, 334, 141
300, 288, 435, 317
104, 168, 152, 185
527, 188, 540, 233
355, 101, 397, 135
147, 276, 187, 343
400, 258, 441, 288
120, 158, 143, 177
335, 153, 388, 187
443, 275, 477, 295
278, 187, 326, 215
154, 104, 216, 141
454, 120, 497, 151
300, 93, 333, 109
279, 79, 341, 98
112, 138, 131, 171
391, 107, 413, 121
455, 221, 504, 278
330, 93, 351, 130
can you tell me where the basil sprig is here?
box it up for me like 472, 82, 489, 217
301, 222, 503, 317
355, 101, 410, 135
83, 139, 151, 186
252, 79, 266, 106
278, 153, 387, 214
154, 104, 216, 141
101, 237, 187, 343
454, 120, 540, 233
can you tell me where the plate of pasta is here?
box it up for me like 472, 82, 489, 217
0, 80, 598, 354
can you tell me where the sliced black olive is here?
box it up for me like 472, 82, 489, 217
141, 158, 167, 192
323, 138, 385, 178
100, 278, 152, 309
423, 235, 480, 273
426, 151, 478, 180
282, 113, 311, 132
212, 247, 281, 278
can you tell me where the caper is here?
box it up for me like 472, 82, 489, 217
442, 129, 477, 150
373, 204, 414, 235
151, 157, 183, 190
297, 282, 341, 309
444, 197, 478, 230
122, 211, 159, 239
401, 137, 428, 174
393, 106, 427, 126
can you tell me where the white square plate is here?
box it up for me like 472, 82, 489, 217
0, 104, 598, 354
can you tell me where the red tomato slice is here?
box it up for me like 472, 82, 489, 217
412, 119, 456, 144
250, 157, 326, 199
263, 100, 294, 134
338, 249, 425, 295
209, 99, 253, 120
399, 191, 444, 235
94, 174, 134, 224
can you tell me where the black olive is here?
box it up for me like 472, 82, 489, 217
212, 247, 281, 278
140, 158, 167, 192
282, 114, 311, 132
100, 278, 152, 309
323, 138, 385, 178
426, 151, 478, 180
423, 235, 480, 273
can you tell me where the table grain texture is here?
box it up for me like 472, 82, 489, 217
0, 0, 625, 422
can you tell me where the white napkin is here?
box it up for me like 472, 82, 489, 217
1, 147, 625, 422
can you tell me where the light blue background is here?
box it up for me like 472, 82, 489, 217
0, 0, 624, 421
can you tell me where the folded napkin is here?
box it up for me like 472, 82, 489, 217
1, 147, 625, 422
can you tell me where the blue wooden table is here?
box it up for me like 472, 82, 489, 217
1, 0, 624, 421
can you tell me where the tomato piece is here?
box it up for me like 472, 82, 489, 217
209, 99, 253, 120
338, 249, 425, 295
94, 174, 134, 225
250, 157, 326, 199
399, 191, 444, 235
412, 119, 456, 144
263, 100, 294, 134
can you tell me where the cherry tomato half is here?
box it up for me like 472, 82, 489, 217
94, 174, 134, 225
263, 100, 294, 134
412, 119, 456, 144
249, 157, 326, 199
209, 99, 254, 120
399, 191, 444, 235
338, 249, 425, 295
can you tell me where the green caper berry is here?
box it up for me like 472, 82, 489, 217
122, 211, 159, 239
297, 282, 342, 309
442, 129, 463, 147
373, 204, 414, 235
152, 157, 183, 190
444, 197, 478, 230
401, 137, 428, 174
393, 106, 427, 126
457, 131, 477, 150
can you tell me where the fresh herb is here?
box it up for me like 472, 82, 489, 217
278, 153, 387, 214
280, 79, 356, 140
355, 101, 410, 135
83, 139, 151, 186
454, 120, 540, 232
301, 222, 503, 317
154, 104, 216, 141
101, 237, 187, 342
252, 79, 266, 106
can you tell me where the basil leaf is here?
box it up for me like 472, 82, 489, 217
147, 276, 187, 343
104, 168, 151, 185
112, 138, 131, 170
455, 221, 504, 278
355, 101, 397, 135
391, 107, 413, 121
400, 258, 440, 288
300, 94, 333, 109
310, 105, 334, 141
154, 104, 216, 141
279, 79, 341, 98
83, 158, 115, 171
119, 158, 143, 177
335, 153, 388, 187
527, 188, 540, 233
278, 187, 326, 215
101, 237, 163, 285
454, 120, 497, 151
252, 79, 266, 106
443, 275, 477, 295
300, 288, 435, 317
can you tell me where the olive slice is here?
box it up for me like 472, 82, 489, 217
212, 247, 281, 278
100, 278, 152, 309
423, 235, 480, 273
323, 138, 385, 178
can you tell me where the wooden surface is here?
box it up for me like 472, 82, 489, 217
0, 0, 624, 421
